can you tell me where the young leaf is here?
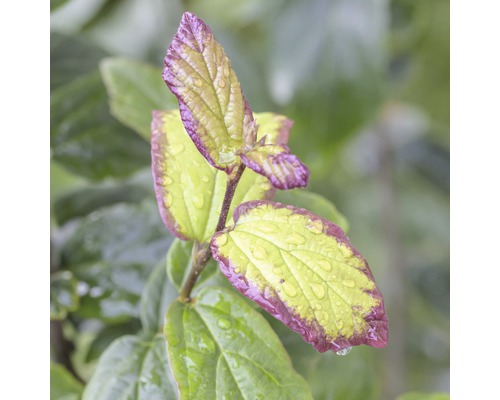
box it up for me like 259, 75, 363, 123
152, 110, 291, 242
165, 286, 313, 400
163, 12, 257, 172
83, 334, 178, 400
240, 144, 309, 189
211, 201, 388, 353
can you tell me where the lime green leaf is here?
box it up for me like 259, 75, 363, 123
276, 189, 349, 232
50, 271, 79, 320
396, 393, 450, 400
211, 201, 388, 353
83, 334, 178, 400
165, 286, 312, 400
166, 239, 218, 290
163, 12, 257, 171
50, 362, 84, 400
241, 143, 309, 189
100, 57, 178, 140
152, 110, 294, 242
140, 258, 178, 334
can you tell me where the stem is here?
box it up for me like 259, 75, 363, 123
179, 164, 246, 302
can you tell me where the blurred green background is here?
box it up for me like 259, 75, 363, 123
50, 0, 449, 399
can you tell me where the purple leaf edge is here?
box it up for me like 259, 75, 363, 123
210, 200, 388, 353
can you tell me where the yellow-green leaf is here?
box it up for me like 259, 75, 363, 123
163, 12, 257, 172
211, 200, 388, 353
152, 110, 292, 243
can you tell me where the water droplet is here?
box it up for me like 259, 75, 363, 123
223, 67, 230, 77
335, 300, 342, 306
169, 143, 184, 155
336, 319, 344, 329
288, 233, 306, 245
194, 79, 203, 87
342, 279, 356, 288
307, 219, 324, 234
217, 318, 231, 330
282, 282, 297, 298
201, 175, 210, 183
250, 245, 268, 260
234, 267, 240, 274
311, 283, 326, 299
256, 223, 278, 234
288, 214, 303, 224
164, 192, 173, 207
218, 79, 226, 88
336, 347, 352, 356
314, 260, 331, 272
217, 234, 228, 246
163, 176, 173, 185
192, 193, 205, 209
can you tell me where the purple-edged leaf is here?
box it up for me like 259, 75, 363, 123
163, 12, 256, 172
211, 201, 388, 353
240, 144, 309, 190
151, 110, 290, 242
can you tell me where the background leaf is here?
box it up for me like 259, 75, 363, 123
50, 362, 84, 400
165, 286, 313, 400
50, 271, 80, 320
83, 334, 178, 400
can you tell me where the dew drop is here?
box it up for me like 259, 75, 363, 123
250, 245, 268, 260
288, 233, 306, 245
194, 79, 203, 87
169, 143, 184, 156
223, 67, 230, 77
307, 219, 324, 234
282, 282, 298, 298
336, 347, 352, 356
336, 319, 344, 329
342, 279, 356, 288
234, 267, 240, 274
311, 283, 326, 299
201, 175, 210, 183
163, 176, 173, 185
164, 192, 173, 207
217, 318, 231, 330
256, 223, 278, 234
315, 260, 332, 272
218, 79, 226, 88
288, 214, 303, 225
192, 193, 205, 209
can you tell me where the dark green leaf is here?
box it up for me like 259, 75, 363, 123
100, 57, 178, 140
63, 201, 172, 321
53, 180, 150, 225
50, 271, 79, 320
165, 286, 313, 400
83, 334, 178, 400
166, 239, 218, 291
50, 0, 70, 12
140, 258, 178, 334
50, 362, 84, 400
275, 189, 349, 232
51, 71, 150, 180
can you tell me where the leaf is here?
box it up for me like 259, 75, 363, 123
165, 286, 312, 400
152, 110, 293, 242
163, 12, 257, 171
211, 200, 388, 352
396, 393, 450, 400
83, 334, 178, 400
140, 258, 178, 334
275, 189, 349, 232
50, 271, 80, 320
240, 144, 309, 189
51, 71, 150, 180
100, 57, 178, 140
166, 239, 218, 290
62, 201, 172, 322
50, 362, 84, 400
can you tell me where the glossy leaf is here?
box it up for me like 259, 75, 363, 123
165, 286, 312, 400
163, 12, 257, 171
166, 239, 218, 290
50, 271, 79, 320
241, 144, 309, 189
83, 334, 178, 400
211, 200, 388, 352
140, 258, 178, 334
50, 362, 84, 400
276, 189, 349, 232
51, 71, 150, 180
100, 57, 178, 140
152, 110, 293, 242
